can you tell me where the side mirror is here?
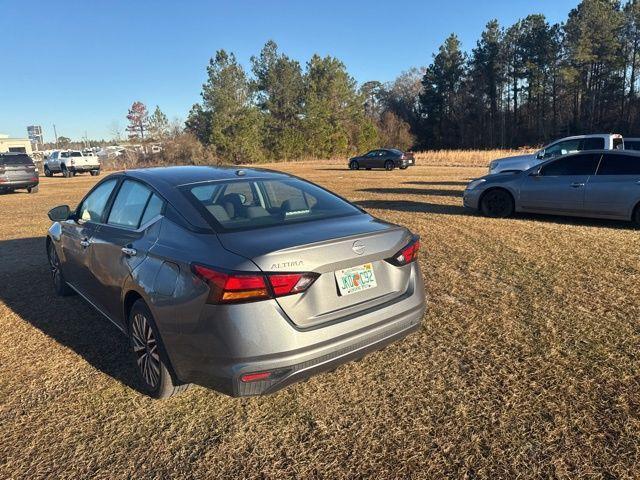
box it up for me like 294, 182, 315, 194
48, 205, 71, 222
529, 167, 542, 177
536, 149, 545, 160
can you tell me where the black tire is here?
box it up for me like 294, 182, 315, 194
480, 189, 515, 218
47, 241, 75, 296
399, 165, 408, 170
44, 166, 52, 177
128, 299, 190, 399
62, 165, 72, 178
28, 185, 39, 194
366, 167, 371, 170
349, 160, 359, 170
384, 160, 395, 171
632, 203, 640, 227
90, 169, 100, 176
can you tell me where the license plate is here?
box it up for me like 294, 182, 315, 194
335, 263, 377, 296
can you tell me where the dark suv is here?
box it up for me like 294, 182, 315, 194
0, 153, 39, 194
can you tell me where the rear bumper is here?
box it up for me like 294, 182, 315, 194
0, 178, 39, 190
70, 165, 100, 172
168, 263, 426, 396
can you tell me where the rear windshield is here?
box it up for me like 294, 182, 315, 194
184, 177, 361, 232
61, 151, 82, 158
0, 154, 33, 166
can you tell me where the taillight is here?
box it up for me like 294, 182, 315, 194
386, 236, 420, 266
191, 264, 318, 304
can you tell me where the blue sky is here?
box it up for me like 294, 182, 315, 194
1, 0, 578, 141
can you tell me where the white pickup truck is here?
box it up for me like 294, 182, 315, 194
488, 134, 624, 174
44, 150, 101, 177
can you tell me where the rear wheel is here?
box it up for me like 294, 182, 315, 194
27, 185, 39, 194
632, 203, 640, 227
349, 160, 359, 170
47, 241, 74, 296
385, 160, 395, 171
480, 189, 514, 218
61, 165, 72, 178
129, 300, 189, 399
90, 169, 100, 176
44, 166, 52, 177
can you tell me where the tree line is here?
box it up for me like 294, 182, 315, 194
128, 0, 640, 163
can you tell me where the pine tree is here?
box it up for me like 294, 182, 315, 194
126, 101, 149, 140
148, 106, 169, 141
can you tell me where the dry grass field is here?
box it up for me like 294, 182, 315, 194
1, 153, 639, 479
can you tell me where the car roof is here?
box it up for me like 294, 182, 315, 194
123, 165, 292, 187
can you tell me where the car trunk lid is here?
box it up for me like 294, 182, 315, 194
217, 214, 414, 328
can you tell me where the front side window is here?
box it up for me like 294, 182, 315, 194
540, 154, 601, 176
78, 179, 118, 223
108, 180, 157, 229
365, 151, 378, 157
186, 178, 360, 232
597, 154, 640, 175
544, 139, 581, 158
582, 137, 605, 150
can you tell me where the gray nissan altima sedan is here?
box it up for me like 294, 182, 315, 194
46, 166, 426, 398
464, 150, 640, 224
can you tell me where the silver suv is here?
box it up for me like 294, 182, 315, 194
0, 153, 39, 193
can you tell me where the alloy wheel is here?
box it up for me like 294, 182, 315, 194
131, 313, 161, 388
48, 243, 63, 291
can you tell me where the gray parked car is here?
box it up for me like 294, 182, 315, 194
464, 150, 640, 224
46, 166, 426, 398
0, 153, 39, 193
349, 149, 415, 170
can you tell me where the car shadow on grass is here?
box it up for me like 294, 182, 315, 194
403, 181, 468, 187
356, 199, 469, 216
0, 236, 143, 393
357, 187, 463, 198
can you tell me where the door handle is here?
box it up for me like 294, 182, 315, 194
80, 238, 90, 247
121, 247, 137, 256
570, 182, 585, 188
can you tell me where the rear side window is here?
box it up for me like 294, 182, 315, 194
78, 179, 118, 223
582, 137, 605, 150
139, 193, 164, 225
624, 140, 640, 151
108, 180, 161, 229
0, 154, 33, 165
541, 154, 601, 176
597, 154, 640, 175
186, 178, 360, 232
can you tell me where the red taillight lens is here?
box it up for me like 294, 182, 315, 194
192, 265, 269, 303
269, 273, 318, 296
241, 371, 272, 382
192, 265, 318, 304
386, 236, 420, 266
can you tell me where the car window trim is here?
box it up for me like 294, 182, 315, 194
75, 176, 122, 227
104, 178, 167, 231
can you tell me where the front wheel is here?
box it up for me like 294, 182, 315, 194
349, 160, 359, 170
90, 169, 100, 176
632, 204, 640, 227
384, 160, 395, 171
399, 165, 408, 170
129, 300, 190, 399
480, 189, 515, 218
47, 241, 74, 296
62, 166, 72, 178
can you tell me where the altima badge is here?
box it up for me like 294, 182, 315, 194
352, 240, 365, 255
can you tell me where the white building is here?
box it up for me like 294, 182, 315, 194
0, 134, 33, 154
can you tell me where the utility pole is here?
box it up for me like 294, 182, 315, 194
53, 124, 58, 148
